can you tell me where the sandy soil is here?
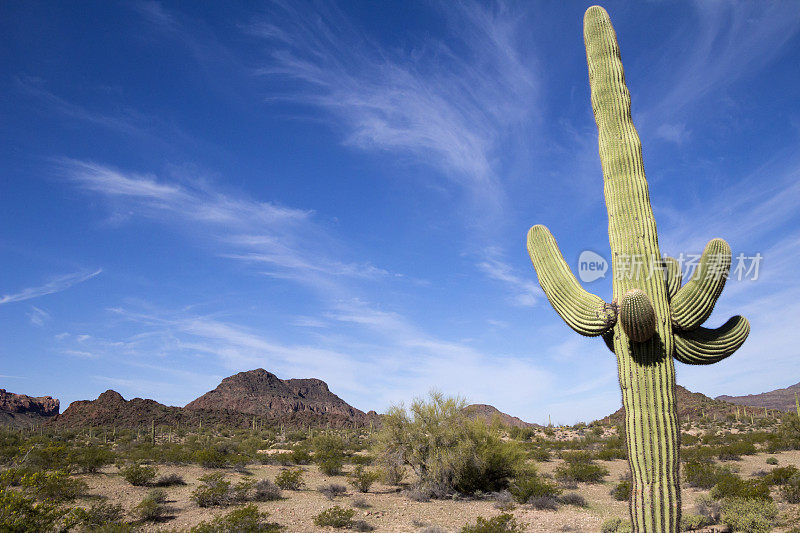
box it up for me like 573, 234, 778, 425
73, 450, 800, 532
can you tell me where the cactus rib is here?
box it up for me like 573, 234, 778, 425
673, 316, 750, 365
527, 224, 616, 336
670, 239, 731, 330
664, 257, 681, 300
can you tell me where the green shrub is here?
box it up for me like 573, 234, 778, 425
710, 474, 771, 501
275, 468, 304, 490
611, 479, 631, 501
68, 446, 115, 474
765, 457, 778, 465
683, 462, 730, 489
508, 472, 561, 504
20, 470, 87, 502
121, 463, 157, 486
779, 473, 800, 503
289, 447, 312, 465
554, 456, 608, 484
764, 465, 798, 485
596, 448, 626, 461
720, 497, 778, 533
134, 489, 170, 521
460, 513, 525, 533
318, 483, 347, 500
0, 488, 65, 532
193, 473, 231, 507
190, 504, 284, 533
349, 465, 380, 493
313, 505, 355, 528
67, 501, 126, 530
381, 463, 405, 486
313, 434, 346, 476
528, 448, 551, 462
373, 392, 524, 496
195, 447, 229, 468
679, 514, 710, 531
600, 517, 632, 533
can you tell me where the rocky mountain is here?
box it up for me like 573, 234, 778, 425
54, 369, 377, 429
463, 404, 539, 428
186, 369, 378, 427
0, 389, 60, 427
600, 385, 755, 425
717, 381, 800, 413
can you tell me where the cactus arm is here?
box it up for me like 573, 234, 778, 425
527, 224, 616, 336
670, 239, 731, 330
664, 257, 681, 300
673, 316, 750, 365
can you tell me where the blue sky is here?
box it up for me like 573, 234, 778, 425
2, 1, 799, 424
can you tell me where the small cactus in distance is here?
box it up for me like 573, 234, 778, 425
526, 6, 750, 532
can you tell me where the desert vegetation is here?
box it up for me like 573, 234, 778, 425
1, 391, 800, 532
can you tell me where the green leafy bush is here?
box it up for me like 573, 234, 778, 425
193, 473, 232, 507
68, 446, 115, 473
765, 457, 778, 465
508, 472, 561, 504
349, 465, 380, 493
20, 470, 87, 502
67, 501, 126, 531
274, 468, 304, 490
779, 473, 800, 503
710, 474, 771, 501
720, 497, 778, 533
679, 514, 710, 531
373, 392, 524, 496
121, 463, 157, 486
313, 505, 355, 528
195, 447, 229, 468
460, 513, 526, 533
0, 488, 65, 532
134, 489, 170, 521
313, 434, 346, 476
764, 465, 799, 485
610, 480, 631, 501
554, 452, 608, 484
683, 462, 730, 489
190, 504, 284, 532
600, 517, 632, 533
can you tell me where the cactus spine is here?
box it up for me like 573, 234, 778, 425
526, 7, 750, 532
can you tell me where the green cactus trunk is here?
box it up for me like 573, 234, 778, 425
526, 6, 750, 532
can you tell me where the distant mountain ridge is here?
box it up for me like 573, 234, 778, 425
716, 381, 800, 412
52, 369, 378, 429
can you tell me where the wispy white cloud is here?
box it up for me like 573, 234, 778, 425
61, 159, 388, 286
28, 306, 50, 326
0, 269, 102, 305
249, 1, 538, 214
476, 250, 542, 307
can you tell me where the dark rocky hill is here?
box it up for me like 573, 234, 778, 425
186, 369, 378, 426
600, 385, 756, 425
463, 404, 539, 428
0, 389, 60, 427
717, 381, 800, 413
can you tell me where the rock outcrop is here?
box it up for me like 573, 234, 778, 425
463, 404, 539, 428
717, 381, 800, 413
0, 389, 60, 426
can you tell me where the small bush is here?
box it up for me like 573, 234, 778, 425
134, 489, 170, 521
190, 504, 284, 533
779, 473, 800, 503
193, 473, 231, 507
508, 473, 561, 504
695, 494, 721, 524
720, 497, 778, 533
559, 492, 587, 507
351, 496, 370, 509
381, 464, 405, 485
610, 480, 631, 501
20, 470, 87, 502
349, 465, 380, 493
253, 479, 282, 501
528, 496, 559, 510
460, 513, 526, 533
596, 448, 626, 461
765, 457, 778, 465
0, 488, 65, 532
600, 517, 632, 533
683, 462, 730, 489
528, 448, 551, 462
121, 463, 157, 486
68, 501, 126, 530
710, 474, 771, 501
154, 473, 186, 487
68, 446, 115, 474
289, 447, 312, 465
274, 468, 304, 490
313, 505, 355, 528
319, 483, 347, 500
195, 447, 229, 469
764, 465, 799, 485
554, 461, 608, 484
313, 435, 346, 476
680, 513, 710, 531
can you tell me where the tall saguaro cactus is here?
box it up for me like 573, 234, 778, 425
526, 7, 750, 532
